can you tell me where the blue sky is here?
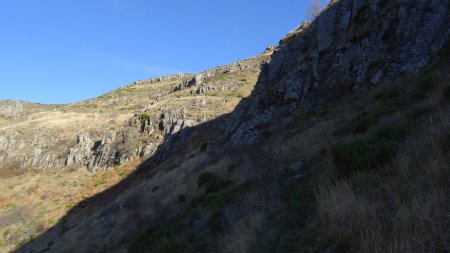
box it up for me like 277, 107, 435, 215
0, 0, 316, 104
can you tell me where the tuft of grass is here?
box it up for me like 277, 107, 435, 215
3, 229, 11, 240
93, 177, 107, 187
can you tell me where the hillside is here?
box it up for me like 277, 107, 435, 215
1, 0, 450, 252
0, 53, 270, 173
0, 53, 271, 252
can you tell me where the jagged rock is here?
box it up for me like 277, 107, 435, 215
226, 0, 450, 145
67, 132, 95, 168
159, 109, 193, 136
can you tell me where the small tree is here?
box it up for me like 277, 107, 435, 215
307, 0, 323, 21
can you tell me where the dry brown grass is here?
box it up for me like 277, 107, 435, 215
316, 112, 450, 253
219, 213, 265, 253
0, 160, 139, 252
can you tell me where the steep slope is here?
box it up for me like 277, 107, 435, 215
5, 0, 450, 252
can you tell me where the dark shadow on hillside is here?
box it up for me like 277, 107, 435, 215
12, 56, 277, 253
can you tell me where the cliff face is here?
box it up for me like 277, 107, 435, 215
0, 54, 270, 172
226, 0, 450, 144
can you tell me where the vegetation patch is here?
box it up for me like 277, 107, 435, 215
336, 114, 376, 135
442, 86, 450, 101
197, 172, 228, 194
200, 142, 208, 152
151, 186, 160, 193
129, 222, 185, 253
177, 194, 186, 203
406, 106, 431, 125
413, 70, 434, 99
139, 112, 150, 123
207, 210, 223, 233
227, 163, 237, 172
331, 125, 406, 177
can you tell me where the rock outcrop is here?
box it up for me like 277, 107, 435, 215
0, 55, 269, 172
0, 100, 42, 117
225, 0, 450, 145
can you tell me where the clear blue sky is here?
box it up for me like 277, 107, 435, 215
0, 0, 316, 104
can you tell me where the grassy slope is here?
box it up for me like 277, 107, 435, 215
0, 161, 138, 252
129, 62, 450, 252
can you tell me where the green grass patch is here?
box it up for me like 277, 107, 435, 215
331, 125, 407, 177
139, 112, 150, 123
93, 177, 107, 187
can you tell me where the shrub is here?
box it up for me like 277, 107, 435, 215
381, 27, 395, 41
197, 172, 217, 188
331, 125, 406, 177
197, 172, 228, 194
207, 211, 223, 233
442, 86, 450, 101
336, 114, 376, 135
139, 112, 150, 123
351, 115, 375, 134
227, 164, 237, 172
417, 76, 434, 92
439, 134, 450, 153
406, 107, 431, 124
200, 142, 208, 152
384, 88, 401, 100
151, 186, 160, 193
437, 40, 450, 63
372, 92, 384, 102
372, 100, 400, 117
372, 125, 406, 141
411, 71, 434, 100
177, 195, 186, 203
261, 130, 273, 137
129, 222, 184, 253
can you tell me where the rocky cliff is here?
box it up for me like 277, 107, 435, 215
0, 54, 270, 173
225, 0, 450, 145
